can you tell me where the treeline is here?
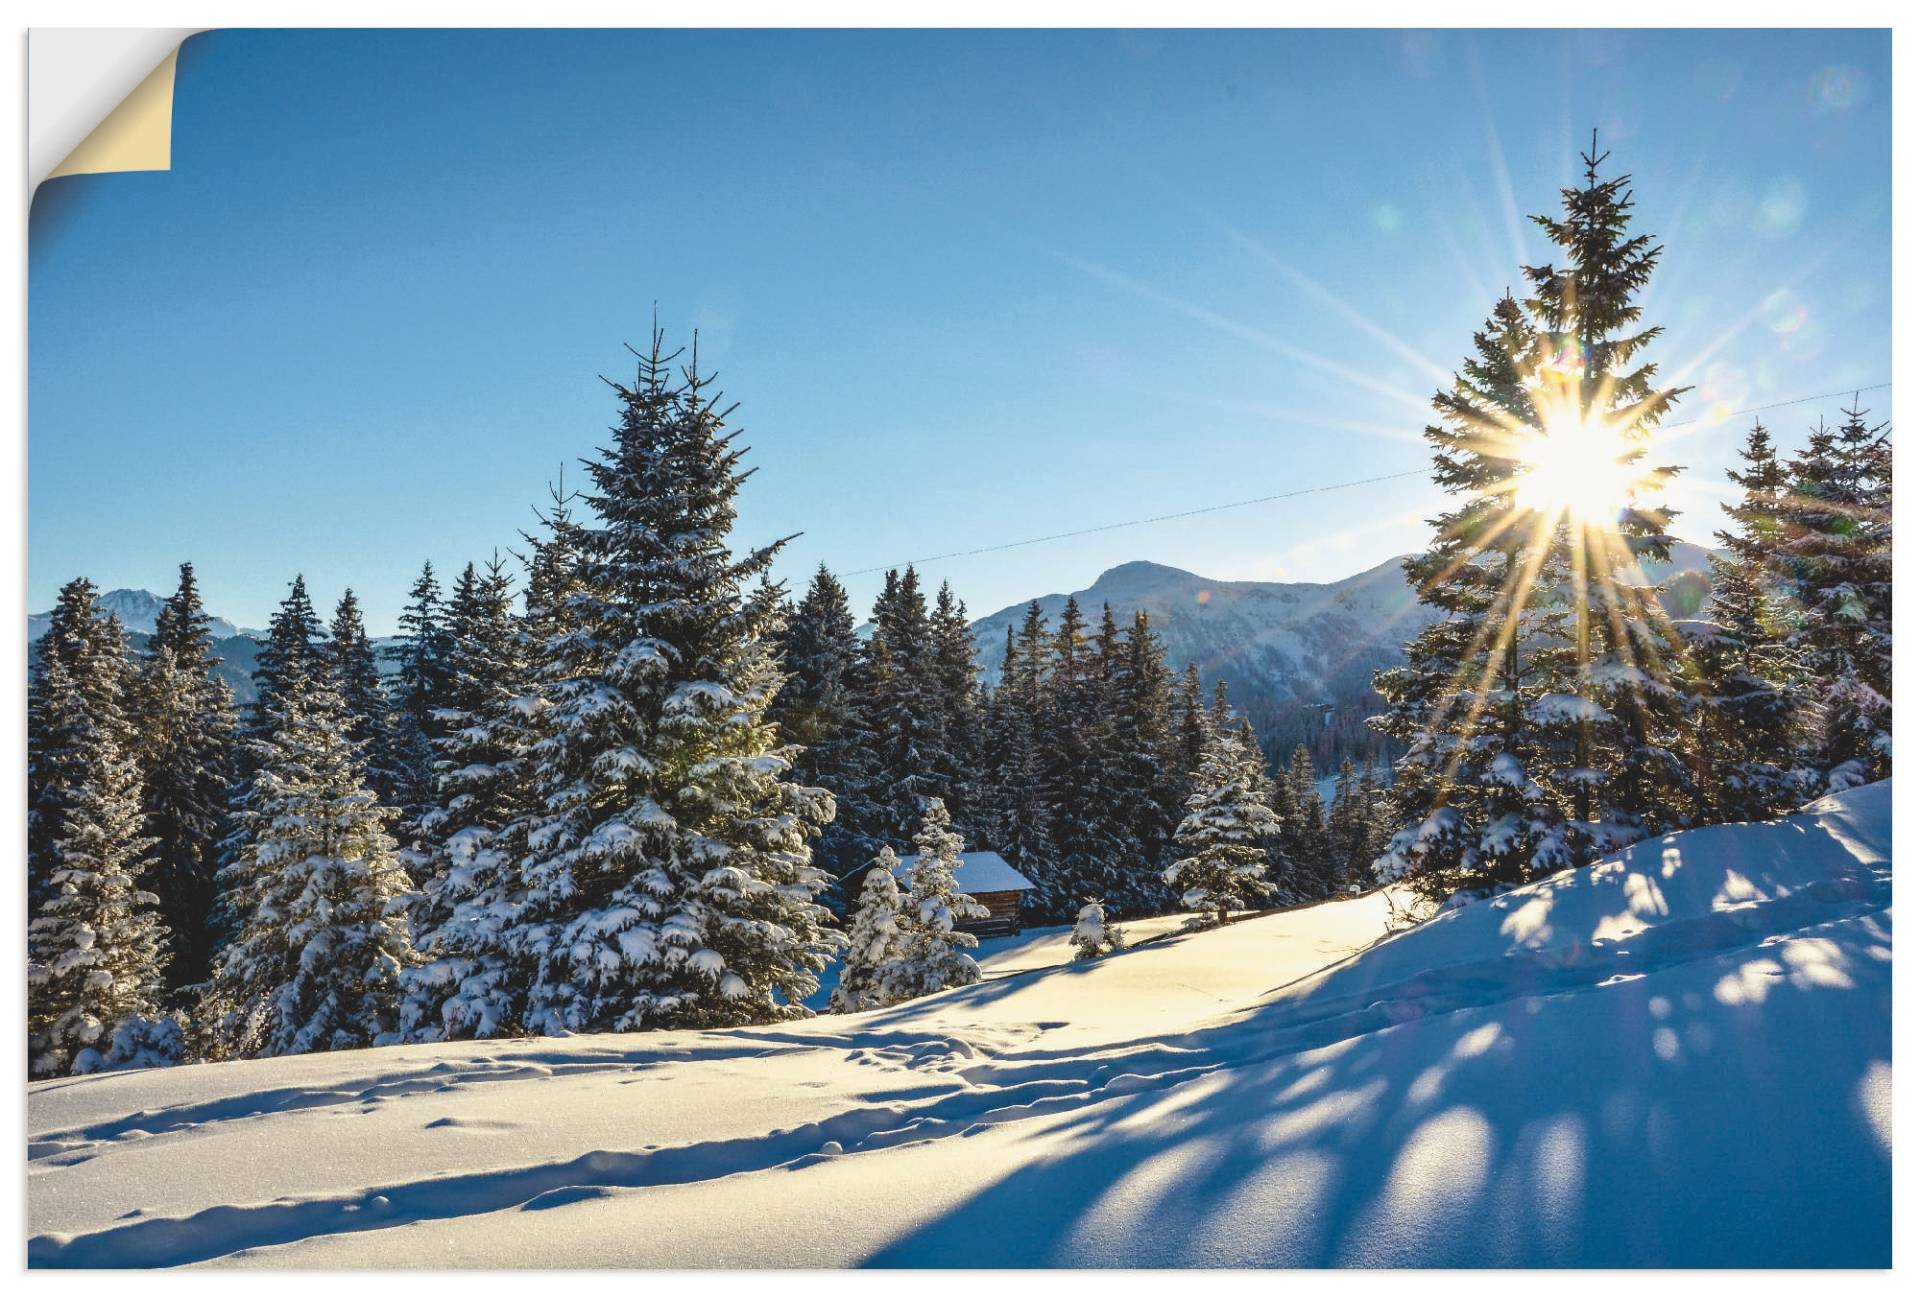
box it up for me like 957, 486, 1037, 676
770, 565, 1395, 922
1370, 138, 1892, 913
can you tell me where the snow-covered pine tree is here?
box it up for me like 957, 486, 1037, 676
212, 576, 327, 953
877, 799, 987, 1001
247, 574, 324, 732
133, 562, 238, 991
1524, 134, 1695, 853
400, 556, 541, 1040
929, 580, 985, 837
204, 661, 418, 1059
1112, 610, 1183, 912
327, 588, 405, 811
1326, 756, 1365, 889
1170, 661, 1209, 803
516, 332, 838, 1033
30, 578, 139, 912
1033, 599, 1133, 918
862, 566, 944, 843
1166, 726, 1280, 927
769, 565, 877, 876
387, 561, 454, 837
980, 603, 1055, 890
1368, 292, 1573, 911
1069, 897, 1123, 961
27, 621, 174, 1077
1778, 405, 1892, 790
1672, 421, 1813, 820
829, 847, 908, 1013
1274, 744, 1334, 894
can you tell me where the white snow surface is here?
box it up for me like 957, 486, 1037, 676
28, 783, 1891, 1268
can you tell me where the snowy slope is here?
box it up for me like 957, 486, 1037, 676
27, 782, 1889, 1268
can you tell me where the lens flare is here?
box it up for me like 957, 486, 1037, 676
1511, 412, 1643, 524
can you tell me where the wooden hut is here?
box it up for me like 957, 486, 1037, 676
889, 850, 1035, 938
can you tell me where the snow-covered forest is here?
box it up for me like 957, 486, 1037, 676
25, 137, 1892, 1267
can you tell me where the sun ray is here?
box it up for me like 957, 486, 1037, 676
1044, 247, 1438, 416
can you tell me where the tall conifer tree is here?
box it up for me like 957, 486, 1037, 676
517, 332, 837, 1033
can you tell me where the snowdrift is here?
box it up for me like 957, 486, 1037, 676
28, 783, 1891, 1268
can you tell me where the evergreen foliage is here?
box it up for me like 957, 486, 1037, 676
828, 848, 907, 1013
514, 332, 838, 1034
400, 556, 541, 1040
1069, 897, 1124, 961
204, 662, 417, 1059
875, 800, 987, 1001
27, 601, 172, 1078
133, 563, 237, 991
1166, 727, 1280, 926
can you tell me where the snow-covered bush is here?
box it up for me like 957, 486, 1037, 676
1069, 898, 1123, 961
831, 848, 908, 1012
876, 800, 987, 1002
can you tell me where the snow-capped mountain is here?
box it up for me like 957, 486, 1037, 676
27, 588, 240, 643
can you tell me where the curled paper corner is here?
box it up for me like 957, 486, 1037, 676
48, 47, 179, 180
31, 30, 202, 189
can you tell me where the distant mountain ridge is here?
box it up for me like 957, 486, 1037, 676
968, 542, 1717, 765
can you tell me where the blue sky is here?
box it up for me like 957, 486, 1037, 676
30, 28, 1891, 634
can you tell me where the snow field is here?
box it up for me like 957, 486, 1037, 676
28, 782, 1891, 1267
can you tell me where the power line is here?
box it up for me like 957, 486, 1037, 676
1662, 381, 1891, 430
840, 380, 1892, 578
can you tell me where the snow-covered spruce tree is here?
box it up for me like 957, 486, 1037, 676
133, 562, 238, 991
1111, 610, 1184, 912
979, 603, 1055, 890
877, 799, 987, 1001
1676, 558, 1812, 821
929, 580, 986, 838
1523, 136, 1695, 853
861, 566, 945, 844
1273, 744, 1333, 895
1368, 294, 1574, 910
828, 848, 908, 1013
399, 490, 583, 1041
204, 661, 417, 1059
211, 576, 326, 955
1069, 898, 1123, 961
769, 565, 877, 878
30, 578, 139, 912
1777, 406, 1892, 790
247, 574, 324, 734
516, 334, 838, 1033
400, 556, 542, 1040
327, 588, 405, 811
386, 561, 454, 839
1169, 662, 1210, 815
27, 630, 175, 1077
1166, 727, 1280, 927
1671, 422, 1813, 820
1034, 596, 1130, 919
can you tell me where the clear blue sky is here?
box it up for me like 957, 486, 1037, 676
30, 28, 1891, 635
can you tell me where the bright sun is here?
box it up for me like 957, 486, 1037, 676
1511, 413, 1642, 525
